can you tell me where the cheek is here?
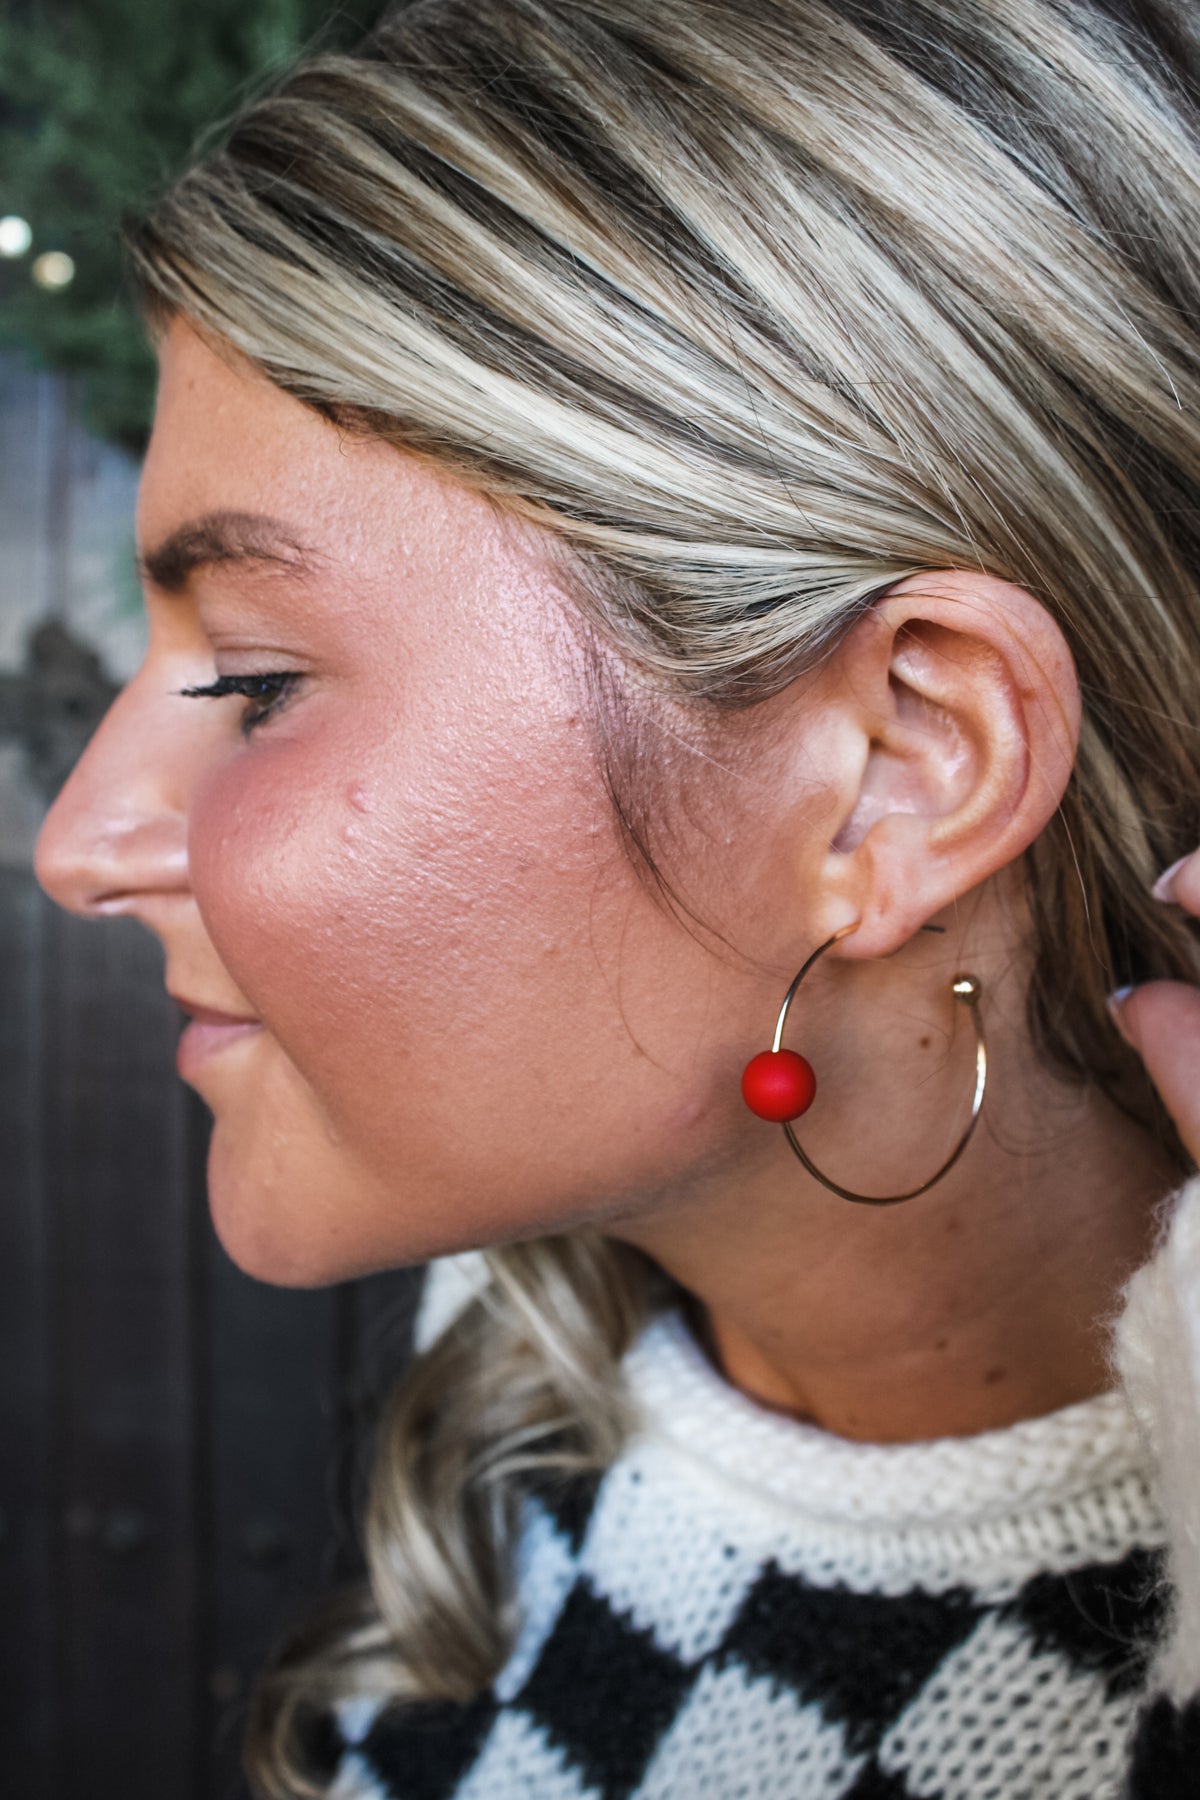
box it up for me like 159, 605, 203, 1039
187, 706, 632, 1176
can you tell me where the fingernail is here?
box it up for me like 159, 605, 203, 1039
1107, 986, 1135, 1018
1151, 856, 1189, 903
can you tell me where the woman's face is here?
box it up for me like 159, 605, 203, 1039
35, 322, 786, 1283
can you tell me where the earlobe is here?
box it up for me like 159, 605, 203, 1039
817, 572, 1080, 957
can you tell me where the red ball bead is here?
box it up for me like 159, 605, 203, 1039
741, 1049, 817, 1122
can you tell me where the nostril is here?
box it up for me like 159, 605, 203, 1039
35, 806, 189, 919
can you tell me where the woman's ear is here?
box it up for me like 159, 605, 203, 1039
803, 570, 1080, 957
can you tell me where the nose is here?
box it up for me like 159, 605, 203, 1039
35, 668, 190, 918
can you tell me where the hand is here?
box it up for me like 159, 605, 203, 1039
1111, 851, 1200, 1164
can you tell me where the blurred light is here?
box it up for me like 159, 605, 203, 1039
32, 250, 75, 290
0, 214, 33, 257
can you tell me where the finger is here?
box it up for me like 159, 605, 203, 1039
1114, 980, 1200, 1162
1153, 845, 1200, 915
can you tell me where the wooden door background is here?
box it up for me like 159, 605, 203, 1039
0, 352, 423, 1798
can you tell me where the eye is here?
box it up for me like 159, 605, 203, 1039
176, 671, 301, 737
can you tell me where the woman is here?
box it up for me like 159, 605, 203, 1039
33, 0, 1200, 1794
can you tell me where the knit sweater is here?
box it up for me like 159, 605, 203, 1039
331, 1180, 1200, 1799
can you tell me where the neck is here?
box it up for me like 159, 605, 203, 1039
616, 952, 1178, 1444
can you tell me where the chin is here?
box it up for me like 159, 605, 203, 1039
208, 1188, 334, 1288
204, 1134, 369, 1288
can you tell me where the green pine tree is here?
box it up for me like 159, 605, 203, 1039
0, 0, 387, 450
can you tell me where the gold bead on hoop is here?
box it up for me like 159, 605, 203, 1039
740, 923, 987, 1206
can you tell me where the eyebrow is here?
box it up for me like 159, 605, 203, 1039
136, 509, 321, 594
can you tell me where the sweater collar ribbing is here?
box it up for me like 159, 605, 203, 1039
625, 1307, 1159, 1538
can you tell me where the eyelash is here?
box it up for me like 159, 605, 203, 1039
176, 671, 301, 737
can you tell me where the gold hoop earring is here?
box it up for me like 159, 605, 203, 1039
740, 923, 987, 1207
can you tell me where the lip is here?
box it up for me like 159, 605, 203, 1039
170, 994, 263, 1079
176, 1016, 263, 1079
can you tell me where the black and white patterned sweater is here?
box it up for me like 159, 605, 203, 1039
331, 1186, 1200, 1799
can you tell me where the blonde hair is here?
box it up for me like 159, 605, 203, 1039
124, 1, 1200, 1790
